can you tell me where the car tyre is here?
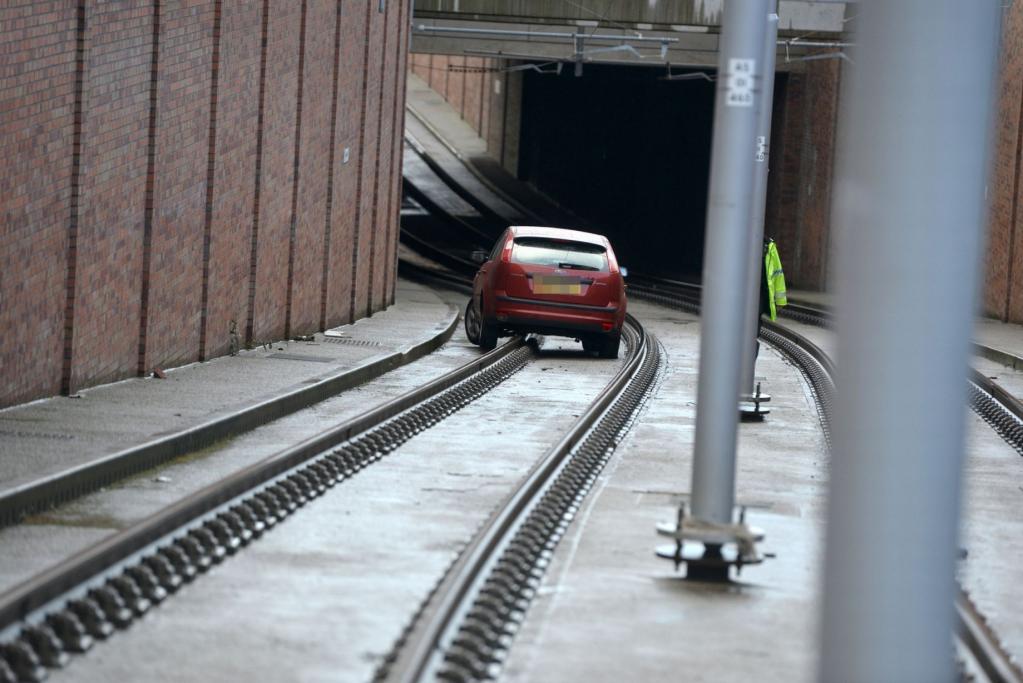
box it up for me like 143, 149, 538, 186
598, 331, 620, 359
479, 320, 498, 351
464, 298, 482, 344
581, 336, 600, 354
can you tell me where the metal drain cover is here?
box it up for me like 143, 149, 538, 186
322, 337, 383, 348
266, 353, 336, 363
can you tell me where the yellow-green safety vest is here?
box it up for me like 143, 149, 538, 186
765, 240, 787, 321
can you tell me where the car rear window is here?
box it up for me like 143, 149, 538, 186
511, 237, 608, 272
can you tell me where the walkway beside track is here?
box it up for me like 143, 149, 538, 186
0, 280, 457, 500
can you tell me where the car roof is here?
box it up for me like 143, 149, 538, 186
508, 225, 609, 247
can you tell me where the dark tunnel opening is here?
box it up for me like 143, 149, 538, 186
519, 63, 778, 281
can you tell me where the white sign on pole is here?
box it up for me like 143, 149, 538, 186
726, 58, 756, 108
755, 135, 767, 162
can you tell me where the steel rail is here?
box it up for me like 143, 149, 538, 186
766, 324, 1021, 683
397, 258, 474, 294
957, 590, 1023, 683
376, 313, 657, 683
627, 278, 1021, 683
403, 131, 519, 231
629, 276, 1023, 452
399, 226, 477, 277
0, 334, 535, 681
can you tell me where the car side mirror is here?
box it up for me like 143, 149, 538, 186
620, 266, 629, 278
471, 249, 488, 264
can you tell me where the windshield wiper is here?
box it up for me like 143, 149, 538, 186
557, 262, 600, 271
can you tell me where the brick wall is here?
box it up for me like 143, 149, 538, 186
144, 0, 216, 372
0, 0, 411, 408
386, 0, 412, 304
479, 60, 493, 145
323, 1, 368, 329
502, 69, 523, 176
986, 0, 1023, 321
203, 1, 262, 360
486, 65, 508, 164
427, 53, 447, 94
289, 0, 336, 336
759, 59, 841, 292
463, 57, 484, 133
411, 52, 429, 84
446, 56, 466, 118
371, 0, 398, 313
413, 54, 501, 167
248, 2, 300, 345
413, 53, 492, 139
764, 73, 798, 275
0, 1, 77, 405
352, 0, 382, 319
69, 1, 153, 391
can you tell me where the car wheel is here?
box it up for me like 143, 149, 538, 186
479, 319, 498, 351
581, 336, 600, 354
598, 331, 620, 359
464, 298, 482, 344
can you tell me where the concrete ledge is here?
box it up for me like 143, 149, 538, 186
973, 343, 1023, 373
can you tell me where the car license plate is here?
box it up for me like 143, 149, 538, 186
533, 275, 582, 295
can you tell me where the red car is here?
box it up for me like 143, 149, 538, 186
464, 226, 628, 358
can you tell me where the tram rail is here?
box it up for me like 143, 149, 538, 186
399, 126, 1023, 682
624, 278, 1022, 683
0, 333, 537, 681
375, 300, 660, 683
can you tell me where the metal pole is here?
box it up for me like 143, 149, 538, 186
820, 2, 1000, 681
690, 0, 769, 525
739, 5, 779, 401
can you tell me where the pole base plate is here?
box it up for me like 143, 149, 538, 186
739, 381, 771, 420
655, 504, 767, 581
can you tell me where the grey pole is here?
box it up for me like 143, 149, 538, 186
819, 2, 1000, 681
690, 0, 769, 525
738, 5, 779, 402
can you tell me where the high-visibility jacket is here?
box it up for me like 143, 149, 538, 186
764, 239, 787, 321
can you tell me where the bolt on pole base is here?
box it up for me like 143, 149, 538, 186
655, 503, 767, 582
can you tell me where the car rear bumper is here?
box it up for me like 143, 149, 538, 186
493, 294, 621, 336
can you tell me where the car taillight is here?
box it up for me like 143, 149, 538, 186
500, 240, 512, 263
602, 322, 613, 331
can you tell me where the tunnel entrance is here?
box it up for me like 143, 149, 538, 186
519, 63, 727, 280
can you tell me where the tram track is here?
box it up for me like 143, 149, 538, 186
623, 278, 1022, 683
0, 335, 538, 681
399, 125, 1023, 681
393, 245, 1021, 682
0, 236, 656, 682
374, 306, 660, 682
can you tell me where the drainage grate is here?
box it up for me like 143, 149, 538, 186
321, 337, 384, 348
0, 430, 75, 441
